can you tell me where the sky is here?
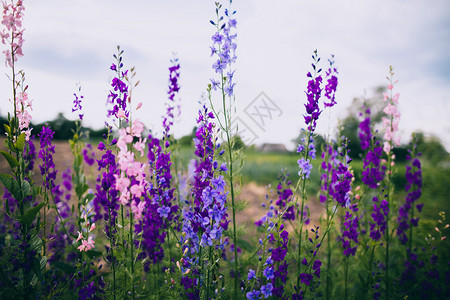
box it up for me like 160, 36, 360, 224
0, 0, 449, 150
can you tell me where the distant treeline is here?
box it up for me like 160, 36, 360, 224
0, 112, 107, 140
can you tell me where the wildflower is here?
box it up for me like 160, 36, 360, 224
261, 283, 273, 298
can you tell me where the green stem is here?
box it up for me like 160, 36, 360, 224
129, 211, 135, 300
108, 207, 116, 300
344, 255, 349, 300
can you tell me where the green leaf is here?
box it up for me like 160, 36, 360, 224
3, 124, 11, 136
15, 132, 26, 151
0, 151, 19, 169
21, 202, 45, 228
84, 193, 95, 202
21, 180, 33, 198
75, 183, 89, 199
0, 173, 14, 191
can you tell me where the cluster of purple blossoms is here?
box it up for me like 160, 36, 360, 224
23, 136, 36, 174
163, 56, 180, 138
274, 171, 295, 221
82, 143, 95, 166
370, 195, 389, 241
140, 133, 178, 266
341, 203, 360, 256
38, 126, 58, 189
303, 50, 339, 132
358, 106, 372, 150
296, 133, 316, 179
180, 107, 229, 273
323, 55, 338, 108
72, 88, 84, 120
397, 152, 423, 245
210, 1, 237, 97
359, 106, 386, 188
251, 177, 291, 298
107, 48, 129, 121
297, 225, 322, 294
93, 138, 119, 238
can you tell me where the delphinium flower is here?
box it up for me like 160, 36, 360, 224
82, 143, 95, 166
141, 132, 178, 266
178, 106, 229, 297
397, 143, 423, 246
209, 2, 239, 294
296, 225, 323, 297
210, 2, 237, 97
379, 67, 400, 299
72, 86, 84, 120
369, 194, 389, 242
15, 88, 32, 141
23, 135, 36, 174
38, 126, 58, 189
274, 170, 295, 221
358, 106, 386, 189
114, 119, 148, 217
94, 134, 120, 239
107, 46, 130, 122
381, 68, 401, 155
251, 178, 293, 298
76, 203, 96, 252
323, 55, 338, 108
1, 0, 25, 67
163, 55, 181, 138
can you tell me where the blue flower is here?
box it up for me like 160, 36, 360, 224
247, 269, 256, 281
261, 283, 273, 298
263, 266, 274, 280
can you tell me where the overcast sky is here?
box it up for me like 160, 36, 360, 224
0, 0, 449, 150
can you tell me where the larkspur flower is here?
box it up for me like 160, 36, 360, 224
1, 0, 25, 67
106, 47, 130, 122
382, 66, 401, 154
163, 55, 181, 138
72, 86, 84, 120
397, 149, 422, 245
210, 1, 237, 97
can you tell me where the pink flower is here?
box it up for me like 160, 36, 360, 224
116, 108, 126, 119
133, 137, 147, 156
76, 231, 84, 242
131, 200, 146, 221
115, 174, 130, 192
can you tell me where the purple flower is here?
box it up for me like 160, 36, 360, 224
246, 290, 261, 300
261, 283, 273, 298
163, 56, 181, 138
247, 269, 256, 280
397, 152, 422, 244
72, 87, 84, 120
299, 273, 313, 286
263, 266, 274, 280
157, 205, 171, 218
297, 157, 312, 179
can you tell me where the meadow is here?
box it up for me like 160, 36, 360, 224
1, 1, 449, 299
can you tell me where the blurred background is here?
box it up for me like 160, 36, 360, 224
0, 0, 449, 151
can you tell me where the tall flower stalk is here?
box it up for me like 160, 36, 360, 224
208, 1, 239, 294
381, 66, 400, 300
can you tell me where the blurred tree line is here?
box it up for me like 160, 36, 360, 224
0, 112, 107, 140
